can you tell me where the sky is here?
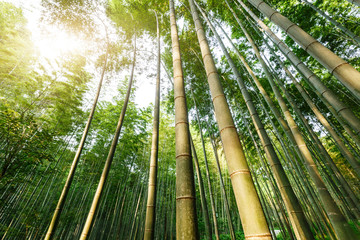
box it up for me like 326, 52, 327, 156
4, 0, 171, 109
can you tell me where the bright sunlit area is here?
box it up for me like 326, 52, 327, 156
35, 28, 84, 60
4, 0, 167, 109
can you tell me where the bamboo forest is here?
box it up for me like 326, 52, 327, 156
1, 0, 360, 239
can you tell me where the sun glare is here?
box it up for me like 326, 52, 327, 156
35, 27, 83, 61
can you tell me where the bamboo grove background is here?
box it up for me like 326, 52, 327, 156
0, 0, 359, 239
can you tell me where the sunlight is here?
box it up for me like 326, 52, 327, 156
35, 27, 83, 60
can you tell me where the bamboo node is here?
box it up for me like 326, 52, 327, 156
207, 70, 218, 78
174, 95, 185, 101
245, 233, 272, 239
175, 121, 188, 127
263, 142, 273, 148
230, 169, 250, 177
336, 106, 349, 114
256, 1, 266, 9
331, 62, 349, 75
212, 94, 225, 102
176, 196, 195, 200
220, 125, 236, 134
176, 153, 191, 159
290, 211, 303, 213
268, 11, 279, 22
295, 60, 303, 68
269, 163, 282, 169
284, 23, 297, 34
304, 40, 318, 52
202, 52, 212, 61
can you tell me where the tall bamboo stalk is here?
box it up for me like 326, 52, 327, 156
190, 137, 212, 240
264, 41, 360, 179
200, 4, 314, 239
44, 46, 109, 240
144, 10, 161, 240
245, 0, 360, 100
169, 0, 198, 239
230, 4, 359, 238
188, 0, 271, 238
236, 0, 360, 140
79, 37, 136, 240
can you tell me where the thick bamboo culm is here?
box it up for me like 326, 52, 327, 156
169, 0, 199, 239
188, 0, 271, 239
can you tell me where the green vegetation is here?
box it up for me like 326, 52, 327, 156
0, 0, 359, 239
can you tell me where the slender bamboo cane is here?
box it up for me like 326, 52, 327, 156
346, 0, 360, 7
144, 10, 161, 240
191, 87, 220, 240
301, 0, 360, 45
238, 3, 360, 154
79, 38, 136, 240
208, 135, 236, 240
169, 1, 198, 239
190, 137, 212, 240
232, 6, 358, 238
44, 45, 109, 240
130, 187, 144, 240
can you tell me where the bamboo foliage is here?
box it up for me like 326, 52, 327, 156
301, 0, 360, 45
246, 0, 360, 100
45, 45, 109, 240
234, 11, 358, 238
237, 0, 360, 141
79, 37, 137, 240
